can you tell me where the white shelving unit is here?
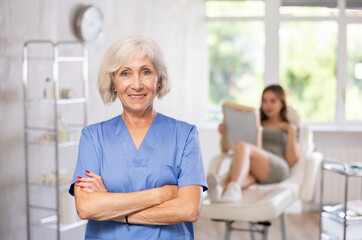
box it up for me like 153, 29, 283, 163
23, 40, 88, 240
320, 157, 362, 240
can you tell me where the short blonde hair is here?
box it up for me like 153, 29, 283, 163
98, 36, 170, 104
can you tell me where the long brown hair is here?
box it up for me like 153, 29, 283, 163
260, 85, 289, 123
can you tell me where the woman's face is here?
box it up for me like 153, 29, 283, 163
113, 56, 160, 116
261, 90, 284, 119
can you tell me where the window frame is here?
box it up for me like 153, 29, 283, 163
206, 0, 362, 127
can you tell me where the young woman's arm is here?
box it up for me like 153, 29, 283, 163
284, 124, 300, 167
74, 181, 178, 221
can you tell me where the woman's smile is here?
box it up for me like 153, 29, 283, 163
129, 94, 147, 99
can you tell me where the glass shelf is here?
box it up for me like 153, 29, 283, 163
323, 163, 362, 177
320, 233, 335, 240
31, 215, 87, 232
321, 212, 362, 240
26, 57, 86, 62
322, 205, 362, 223
26, 126, 56, 132
29, 204, 57, 211
28, 140, 79, 148
29, 183, 72, 192
28, 98, 86, 105
26, 57, 53, 61
56, 56, 86, 62
26, 124, 84, 132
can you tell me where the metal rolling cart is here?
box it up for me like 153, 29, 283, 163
23, 40, 88, 240
320, 157, 362, 240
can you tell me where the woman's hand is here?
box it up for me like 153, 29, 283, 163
218, 122, 225, 134
286, 123, 297, 134
75, 171, 178, 201
275, 122, 297, 132
75, 171, 108, 193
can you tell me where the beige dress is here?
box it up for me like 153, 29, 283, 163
259, 128, 290, 184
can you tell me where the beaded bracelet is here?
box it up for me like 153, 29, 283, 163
125, 215, 130, 230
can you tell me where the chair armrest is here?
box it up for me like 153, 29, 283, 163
208, 154, 226, 175
299, 151, 323, 202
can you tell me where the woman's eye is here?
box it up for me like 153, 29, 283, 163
143, 70, 150, 75
121, 72, 129, 77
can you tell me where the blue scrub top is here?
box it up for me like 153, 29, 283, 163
69, 113, 208, 240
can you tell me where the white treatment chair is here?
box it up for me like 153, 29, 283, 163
201, 102, 323, 240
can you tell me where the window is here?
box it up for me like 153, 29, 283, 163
208, 21, 264, 120
280, 0, 338, 16
207, 0, 265, 120
279, 21, 338, 122
206, 0, 264, 17
346, 24, 362, 121
206, 0, 362, 124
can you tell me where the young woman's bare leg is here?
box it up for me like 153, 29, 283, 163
220, 142, 270, 202
230, 141, 270, 185
241, 174, 256, 189
220, 171, 231, 191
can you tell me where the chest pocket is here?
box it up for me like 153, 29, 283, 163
158, 165, 181, 187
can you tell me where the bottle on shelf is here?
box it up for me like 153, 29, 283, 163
43, 77, 54, 99
57, 116, 69, 143
60, 88, 78, 99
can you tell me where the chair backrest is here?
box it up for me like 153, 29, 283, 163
277, 106, 310, 183
286, 106, 304, 180
286, 106, 322, 202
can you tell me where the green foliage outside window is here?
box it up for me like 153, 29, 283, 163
208, 22, 264, 120
279, 21, 338, 122
346, 24, 362, 121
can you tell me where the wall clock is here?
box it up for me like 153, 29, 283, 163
74, 5, 104, 42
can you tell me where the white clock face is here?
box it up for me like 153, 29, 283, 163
80, 6, 103, 42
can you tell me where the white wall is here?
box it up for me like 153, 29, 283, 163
0, 1, 207, 239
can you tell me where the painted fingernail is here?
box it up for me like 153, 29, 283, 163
75, 181, 79, 184
85, 170, 90, 174
81, 187, 84, 189
77, 176, 81, 179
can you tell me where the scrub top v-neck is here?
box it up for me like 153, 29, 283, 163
69, 113, 208, 240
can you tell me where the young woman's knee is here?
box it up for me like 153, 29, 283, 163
234, 141, 249, 152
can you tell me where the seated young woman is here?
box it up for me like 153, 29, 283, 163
207, 84, 300, 203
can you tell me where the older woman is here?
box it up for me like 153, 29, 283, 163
69, 36, 208, 239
